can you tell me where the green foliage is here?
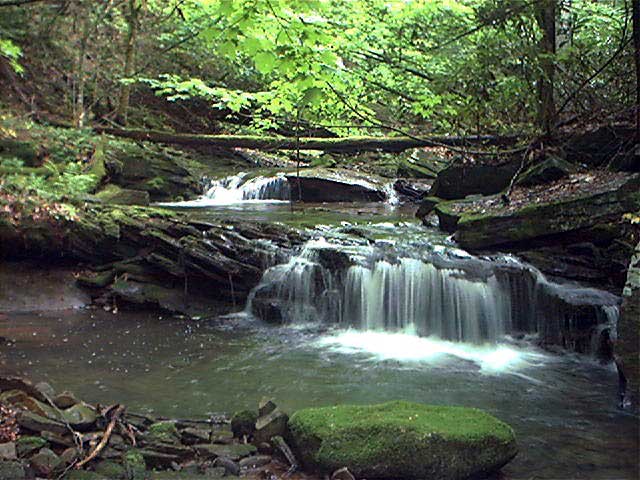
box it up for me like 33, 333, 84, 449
0, 39, 23, 74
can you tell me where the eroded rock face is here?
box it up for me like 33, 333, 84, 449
618, 241, 640, 403
288, 401, 517, 480
286, 168, 388, 202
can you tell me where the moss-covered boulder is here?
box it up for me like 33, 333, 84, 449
94, 185, 150, 206
516, 156, 576, 187
288, 401, 517, 480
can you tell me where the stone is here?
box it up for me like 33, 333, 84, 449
53, 392, 79, 409
15, 436, 47, 457
95, 185, 151, 206
288, 401, 518, 480
210, 430, 233, 444
144, 441, 192, 459
146, 421, 180, 443
17, 411, 67, 435
34, 382, 55, 399
213, 456, 240, 476
415, 196, 442, 220
331, 467, 356, 480
429, 159, 519, 200
253, 409, 288, 444
516, 156, 576, 187
122, 450, 146, 480
61, 403, 97, 431
180, 427, 209, 445
41, 431, 75, 447
139, 449, 180, 469
59, 447, 80, 466
204, 466, 227, 478
63, 471, 108, 480
0, 443, 16, 461
0, 377, 47, 402
95, 460, 126, 479
256, 442, 273, 455
617, 240, 640, 404
194, 444, 257, 461
0, 460, 25, 480
230, 410, 257, 438
0, 390, 28, 405
258, 398, 277, 418
29, 447, 61, 477
286, 168, 388, 202
239, 454, 271, 470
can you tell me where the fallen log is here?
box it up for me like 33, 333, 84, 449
94, 126, 520, 152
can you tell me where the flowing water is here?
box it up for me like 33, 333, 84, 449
2, 188, 638, 479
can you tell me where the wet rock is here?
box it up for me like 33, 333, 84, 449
253, 409, 289, 444
95, 185, 150, 206
286, 168, 387, 202
429, 159, 519, 200
331, 467, 356, 480
59, 447, 80, 466
64, 471, 108, 480
239, 454, 272, 470
288, 401, 517, 480
41, 431, 75, 448
62, 403, 97, 431
147, 421, 180, 443
213, 456, 240, 476
145, 441, 192, 459
122, 450, 146, 480
258, 398, 277, 418
231, 410, 257, 438
256, 442, 273, 455
17, 411, 67, 435
0, 460, 25, 480
29, 447, 61, 477
204, 466, 227, 478
53, 392, 79, 409
194, 444, 257, 461
0, 443, 16, 461
0, 377, 47, 402
34, 382, 55, 399
15, 436, 47, 458
181, 427, 209, 445
415, 196, 442, 220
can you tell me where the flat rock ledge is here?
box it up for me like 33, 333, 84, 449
287, 401, 518, 480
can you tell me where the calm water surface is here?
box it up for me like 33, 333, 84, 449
1, 309, 638, 480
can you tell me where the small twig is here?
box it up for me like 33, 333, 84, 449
75, 404, 125, 469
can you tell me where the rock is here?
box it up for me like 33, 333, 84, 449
146, 421, 180, 443
94, 460, 126, 479
0, 461, 25, 480
516, 156, 576, 187
565, 125, 635, 169
40, 431, 75, 448
0, 444, 16, 461
15, 436, 47, 457
288, 400, 517, 480
144, 441, 192, 459
415, 196, 442, 220
286, 168, 388, 202
213, 456, 240, 476
95, 185, 151, 206
204, 466, 227, 478
258, 398, 277, 418
53, 392, 79, 409
0, 377, 47, 402
63, 471, 108, 480
256, 442, 273, 455
429, 159, 519, 200
180, 427, 209, 445
62, 403, 97, 431
194, 444, 257, 461
617, 240, 640, 404
331, 467, 356, 480
253, 409, 289, 444
230, 410, 257, 438
210, 430, 233, 444
34, 382, 55, 399
122, 450, 146, 480
29, 447, 61, 477
139, 449, 180, 469
17, 411, 67, 435
239, 455, 271, 470
59, 447, 80, 466
453, 174, 640, 249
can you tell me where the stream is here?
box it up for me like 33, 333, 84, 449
2, 173, 639, 479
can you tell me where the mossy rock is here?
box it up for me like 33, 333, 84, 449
231, 410, 257, 438
288, 401, 517, 480
16, 436, 47, 457
95, 185, 150, 206
516, 156, 576, 187
146, 421, 180, 443
122, 450, 146, 480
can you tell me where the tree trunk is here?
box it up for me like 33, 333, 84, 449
633, 0, 640, 143
93, 127, 520, 152
116, 0, 141, 125
536, 0, 556, 137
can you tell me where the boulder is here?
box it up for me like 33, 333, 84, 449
62, 403, 97, 431
15, 436, 47, 458
53, 392, 79, 409
253, 410, 289, 444
429, 159, 519, 200
0, 461, 25, 480
194, 444, 256, 461
565, 125, 635, 169
0, 377, 47, 402
416, 196, 442, 220
230, 410, 257, 439
258, 398, 277, 418
286, 168, 387, 202
516, 156, 576, 187
239, 454, 271, 469
16, 411, 67, 435
288, 401, 517, 480
180, 427, 209, 445
617, 240, 640, 403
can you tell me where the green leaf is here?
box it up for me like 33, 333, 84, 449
254, 51, 277, 74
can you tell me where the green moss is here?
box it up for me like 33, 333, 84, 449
94, 460, 126, 479
288, 401, 517, 480
122, 450, 146, 480
147, 421, 179, 443
231, 410, 257, 438
16, 436, 48, 457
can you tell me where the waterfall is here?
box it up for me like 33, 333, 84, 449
202, 173, 290, 203
247, 238, 621, 353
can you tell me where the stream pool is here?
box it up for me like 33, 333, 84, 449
1, 309, 638, 480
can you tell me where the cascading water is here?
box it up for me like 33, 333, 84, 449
203, 172, 291, 203
247, 230, 621, 355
